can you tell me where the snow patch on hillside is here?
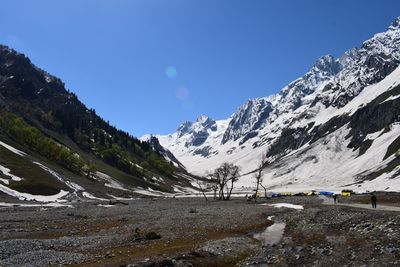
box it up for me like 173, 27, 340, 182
0, 165, 24, 184
0, 202, 73, 208
34, 162, 84, 191
81, 191, 108, 201
0, 141, 27, 156
0, 183, 69, 202
95, 171, 129, 191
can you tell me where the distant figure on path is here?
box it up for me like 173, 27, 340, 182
333, 194, 337, 204
371, 194, 377, 209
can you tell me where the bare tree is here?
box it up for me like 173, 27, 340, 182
203, 171, 219, 200
211, 183, 218, 200
253, 151, 283, 201
227, 164, 240, 200
253, 153, 268, 202
210, 162, 241, 200
259, 182, 268, 199
196, 179, 209, 201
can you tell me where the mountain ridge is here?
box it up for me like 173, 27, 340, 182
153, 17, 400, 192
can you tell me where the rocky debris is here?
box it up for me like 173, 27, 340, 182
350, 220, 400, 236
350, 222, 375, 234
0, 197, 281, 266
199, 237, 258, 256
0, 250, 86, 267
244, 200, 400, 266
126, 257, 194, 267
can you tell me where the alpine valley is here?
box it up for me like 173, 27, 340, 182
151, 17, 400, 193
1, 17, 400, 204
2, 8, 400, 267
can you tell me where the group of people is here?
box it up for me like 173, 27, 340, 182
245, 193, 257, 201
332, 193, 378, 208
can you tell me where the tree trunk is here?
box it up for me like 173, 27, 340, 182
260, 184, 267, 198
254, 181, 259, 203
219, 185, 225, 200
201, 190, 208, 201
197, 182, 208, 201
227, 180, 234, 200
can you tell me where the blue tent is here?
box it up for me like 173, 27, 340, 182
319, 191, 334, 196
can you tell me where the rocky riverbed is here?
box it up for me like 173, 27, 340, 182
0, 193, 399, 266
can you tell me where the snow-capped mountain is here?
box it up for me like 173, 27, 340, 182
153, 17, 400, 192
155, 115, 231, 160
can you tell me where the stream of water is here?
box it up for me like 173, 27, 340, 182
253, 220, 286, 246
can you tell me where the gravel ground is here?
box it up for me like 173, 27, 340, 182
244, 197, 400, 266
0, 195, 399, 266
0, 197, 281, 266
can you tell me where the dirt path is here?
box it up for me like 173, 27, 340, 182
319, 195, 400, 212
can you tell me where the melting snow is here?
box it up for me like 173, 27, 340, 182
33, 162, 84, 191
95, 171, 128, 191
107, 194, 137, 201
0, 141, 27, 156
381, 94, 400, 104
0, 202, 73, 208
97, 204, 115, 208
0, 183, 69, 202
133, 187, 172, 197
82, 191, 109, 201
0, 165, 24, 184
260, 203, 304, 210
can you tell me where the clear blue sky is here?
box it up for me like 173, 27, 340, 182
1, 0, 399, 136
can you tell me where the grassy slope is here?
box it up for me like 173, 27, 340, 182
0, 143, 67, 195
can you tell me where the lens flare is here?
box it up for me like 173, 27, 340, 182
166, 66, 177, 79
175, 87, 189, 100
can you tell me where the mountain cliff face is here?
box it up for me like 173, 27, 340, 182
155, 17, 400, 192
0, 45, 196, 202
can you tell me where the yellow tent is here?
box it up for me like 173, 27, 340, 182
341, 192, 351, 197
305, 191, 316, 196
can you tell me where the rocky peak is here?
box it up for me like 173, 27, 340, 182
389, 16, 400, 31
195, 115, 216, 129
175, 115, 218, 147
177, 121, 193, 137
182, 116, 217, 147
0, 45, 14, 54
222, 54, 344, 145
327, 18, 400, 108
312, 54, 341, 75
196, 114, 209, 123
222, 98, 273, 144
338, 47, 359, 69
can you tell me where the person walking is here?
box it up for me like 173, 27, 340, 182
333, 194, 337, 204
371, 193, 377, 209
